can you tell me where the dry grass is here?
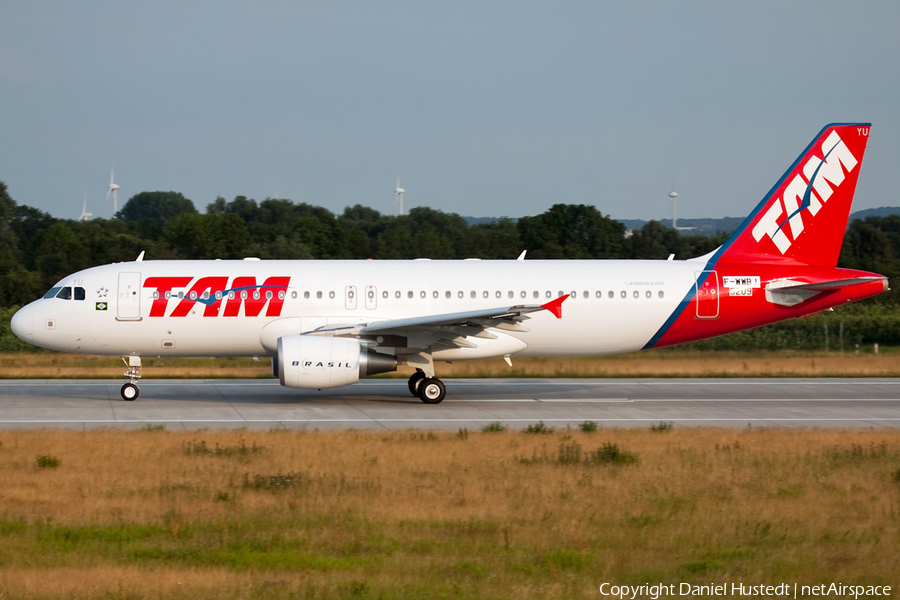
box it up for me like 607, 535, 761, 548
0, 428, 899, 599
2, 349, 899, 379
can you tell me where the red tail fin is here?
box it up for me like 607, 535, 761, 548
715, 123, 870, 267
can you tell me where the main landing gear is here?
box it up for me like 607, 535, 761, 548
121, 356, 142, 401
408, 370, 446, 404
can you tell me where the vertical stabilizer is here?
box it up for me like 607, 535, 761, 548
713, 123, 870, 267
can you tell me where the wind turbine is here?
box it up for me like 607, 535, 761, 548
668, 181, 679, 230
77, 192, 92, 222
106, 167, 120, 216
394, 178, 405, 216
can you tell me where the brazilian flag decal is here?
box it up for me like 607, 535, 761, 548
95, 302, 108, 311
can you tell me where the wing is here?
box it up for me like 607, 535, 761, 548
306, 295, 569, 353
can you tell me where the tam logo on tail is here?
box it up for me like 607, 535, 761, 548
751, 130, 860, 253
717, 124, 870, 267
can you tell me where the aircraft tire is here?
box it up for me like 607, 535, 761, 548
121, 383, 139, 401
418, 378, 446, 404
408, 370, 426, 396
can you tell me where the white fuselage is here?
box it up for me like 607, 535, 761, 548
13, 259, 698, 359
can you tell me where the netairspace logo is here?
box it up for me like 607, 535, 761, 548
598, 582, 891, 599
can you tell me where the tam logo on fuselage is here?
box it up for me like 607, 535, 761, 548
751, 130, 860, 254
143, 276, 291, 317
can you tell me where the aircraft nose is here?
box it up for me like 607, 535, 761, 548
10, 304, 34, 342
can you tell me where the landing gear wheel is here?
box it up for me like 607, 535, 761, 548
408, 370, 427, 397
121, 383, 139, 401
418, 378, 446, 404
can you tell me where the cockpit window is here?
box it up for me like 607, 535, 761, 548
55, 287, 72, 300
74, 287, 86, 301
43, 287, 62, 299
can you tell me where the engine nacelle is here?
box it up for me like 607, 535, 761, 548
277, 335, 397, 389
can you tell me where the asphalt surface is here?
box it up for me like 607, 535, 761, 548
0, 378, 898, 430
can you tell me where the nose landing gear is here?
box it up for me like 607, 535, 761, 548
121, 356, 141, 401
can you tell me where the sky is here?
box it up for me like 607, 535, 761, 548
1, 1, 898, 222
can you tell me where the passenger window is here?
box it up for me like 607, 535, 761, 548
496, 291, 501, 299
329, 291, 335, 299
43, 287, 62, 299
470, 291, 476, 299
74, 287, 86, 301
570, 291, 576, 299
645, 291, 651, 299
316, 291, 322, 299
583, 291, 588, 299
546, 291, 552, 298
620, 291, 626, 299
458, 291, 464, 299
521, 291, 526, 299
633, 291, 639, 299
596, 291, 602, 298
395, 291, 401, 299
659, 290, 665, 299
304, 291, 310, 299
382, 291, 388, 299
445, 291, 451, 299
56, 287, 72, 300
420, 291, 426, 299
533, 291, 539, 299
408, 291, 414, 299
608, 291, 614, 299
508, 291, 514, 299
433, 291, 439, 299
558, 291, 564, 298
483, 291, 488, 299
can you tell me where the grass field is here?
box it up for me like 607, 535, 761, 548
1, 348, 899, 379
0, 427, 899, 599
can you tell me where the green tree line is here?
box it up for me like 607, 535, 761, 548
1, 181, 898, 350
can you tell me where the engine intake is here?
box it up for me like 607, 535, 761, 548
277, 335, 397, 389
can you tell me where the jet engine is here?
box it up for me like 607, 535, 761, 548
277, 335, 397, 389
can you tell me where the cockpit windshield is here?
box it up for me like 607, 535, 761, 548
42, 286, 86, 300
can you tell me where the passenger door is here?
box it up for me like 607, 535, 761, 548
117, 272, 142, 320
694, 270, 720, 319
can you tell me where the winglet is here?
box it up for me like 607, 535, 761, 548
541, 294, 569, 319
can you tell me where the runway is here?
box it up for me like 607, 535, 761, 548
0, 378, 898, 430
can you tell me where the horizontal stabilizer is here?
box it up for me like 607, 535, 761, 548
765, 276, 887, 307
774, 276, 886, 292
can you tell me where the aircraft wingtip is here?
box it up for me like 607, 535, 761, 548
541, 294, 569, 319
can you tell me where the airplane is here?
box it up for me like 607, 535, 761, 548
10, 123, 887, 403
